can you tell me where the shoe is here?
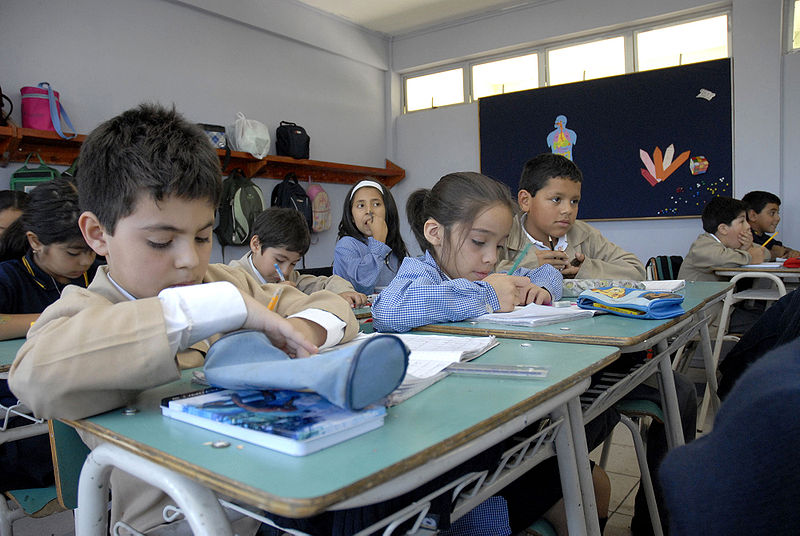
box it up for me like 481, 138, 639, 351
204, 330, 409, 410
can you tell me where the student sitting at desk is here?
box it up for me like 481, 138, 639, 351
497, 153, 645, 280
8, 104, 361, 536
230, 207, 368, 307
742, 190, 800, 259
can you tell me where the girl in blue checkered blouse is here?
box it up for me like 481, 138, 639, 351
372, 172, 562, 333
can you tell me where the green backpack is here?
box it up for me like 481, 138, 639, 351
214, 169, 265, 246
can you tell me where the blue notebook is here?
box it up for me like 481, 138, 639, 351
576, 286, 685, 319
161, 388, 385, 456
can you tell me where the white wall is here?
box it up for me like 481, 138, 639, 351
0, 0, 390, 267
390, 0, 792, 263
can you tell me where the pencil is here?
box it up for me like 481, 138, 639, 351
761, 231, 778, 248
507, 243, 532, 274
267, 286, 284, 311
274, 263, 286, 282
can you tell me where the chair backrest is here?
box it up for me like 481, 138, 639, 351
49, 420, 90, 510
646, 255, 684, 280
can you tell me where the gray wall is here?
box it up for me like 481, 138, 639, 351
0, 0, 389, 267
390, 0, 794, 261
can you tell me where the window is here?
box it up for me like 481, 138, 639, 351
472, 53, 539, 99
547, 37, 625, 86
794, 0, 800, 49
637, 14, 728, 71
405, 68, 464, 112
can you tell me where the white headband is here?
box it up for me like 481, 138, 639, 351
350, 180, 385, 200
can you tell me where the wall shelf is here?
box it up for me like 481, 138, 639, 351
0, 125, 404, 188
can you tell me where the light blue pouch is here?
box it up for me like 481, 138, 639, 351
576, 286, 685, 319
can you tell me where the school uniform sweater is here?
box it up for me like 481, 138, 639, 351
333, 236, 402, 294
372, 251, 562, 333
0, 250, 96, 313
9, 264, 358, 536
677, 233, 751, 282
230, 251, 355, 294
497, 215, 645, 280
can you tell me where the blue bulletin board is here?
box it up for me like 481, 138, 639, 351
479, 58, 732, 220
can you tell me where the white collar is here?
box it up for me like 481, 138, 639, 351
248, 252, 268, 284
522, 214, 568, 251
707, 233, 722, 244
107, 272, 137, 301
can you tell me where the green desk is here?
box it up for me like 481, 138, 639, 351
72, 339, 619, 536
416, 281, 732, 442
0, 338, 24, 375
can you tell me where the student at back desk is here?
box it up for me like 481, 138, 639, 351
742, 190, 800, 259
8, 104, 362, 536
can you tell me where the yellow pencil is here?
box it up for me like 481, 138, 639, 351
267, 286, 284, 311
762, 231, 779, 248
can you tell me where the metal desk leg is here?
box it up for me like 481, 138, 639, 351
76, 442, 234, 536
655, 341, 685, 450
551, 401, 588, 536
565, 395, 601, 536
697, 318, 721, 430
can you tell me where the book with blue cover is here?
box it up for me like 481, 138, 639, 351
161, 388, 386, 456
576, 286, 685, 319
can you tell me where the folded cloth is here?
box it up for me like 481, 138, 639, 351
204, 330, 409, 410
576, 286, 685, 319
783, 257, 800, 268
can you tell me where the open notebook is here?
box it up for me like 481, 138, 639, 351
469, 302, 594, 327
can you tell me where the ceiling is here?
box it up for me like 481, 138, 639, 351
296, 0, 543, 36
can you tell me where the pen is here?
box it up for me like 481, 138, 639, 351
274, 263, 286, 282
507, 243, 532, 274
762, 231, 778, 248
267, 286, 284, 311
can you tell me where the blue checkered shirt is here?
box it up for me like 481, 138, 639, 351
372, 251, 562, 333
333, 236, 402, 294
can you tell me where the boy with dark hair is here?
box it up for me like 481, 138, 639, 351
230, 207, 368, 307
8, 103, 362, 535
498, 153, 645, 279
742, 190, 800, 259
678, 196, 767, 282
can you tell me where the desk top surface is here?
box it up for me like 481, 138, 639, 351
0, 338, 24, 373
70, 337, 618, 518
416, 281, 731, 348
712, 264, 800, 275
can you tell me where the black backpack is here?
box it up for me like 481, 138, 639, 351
271, 172, 312, 231
275, 121, 310, 159
215, 169, 266, 246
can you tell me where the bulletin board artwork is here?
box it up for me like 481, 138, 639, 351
479, 58, 732, 220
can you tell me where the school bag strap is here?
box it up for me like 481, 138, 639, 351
40, 82, 76, 140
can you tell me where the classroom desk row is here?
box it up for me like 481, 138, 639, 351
1, 281, 731, 536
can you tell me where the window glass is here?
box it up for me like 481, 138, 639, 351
548, 37, 625, 86
794, 0, 800, 49
472, 53, 539, 99
405, 68, 464, 112
637, 15, 728, 71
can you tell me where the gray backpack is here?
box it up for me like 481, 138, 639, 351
215, 169, 265, 246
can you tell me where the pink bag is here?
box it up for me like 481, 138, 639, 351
20, 82, 76, 138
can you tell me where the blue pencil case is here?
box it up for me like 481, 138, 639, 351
576, 286, 685, 319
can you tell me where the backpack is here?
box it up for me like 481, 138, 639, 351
215, 169, 266, 246
275, 121, 310, 159
306, 183, 331, 232
646, 255, 684, 280
271, 173, 313, 231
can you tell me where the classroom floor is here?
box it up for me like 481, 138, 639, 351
11, 409, 715, 536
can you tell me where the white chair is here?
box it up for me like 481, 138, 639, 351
697, 272, 787, 427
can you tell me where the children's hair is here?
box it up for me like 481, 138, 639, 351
0, 190, 30, 213
0, 179, 83, 261
742, 191, 781, 214
702, 196, 747, 233
337, 179, 408, 261
251, 207, 311, 255
77, 103, 222, 234
406, 172, 514, 262
519, 153, 583, 196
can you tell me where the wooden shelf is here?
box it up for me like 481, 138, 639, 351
0, 126, 405, 188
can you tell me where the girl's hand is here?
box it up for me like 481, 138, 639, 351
519, 284, 553, 305
534, 249, 569, 271
366, 215, 388, 243
240, 292, 318, 358
484, 274, 533, 312
339, 291, 368, 307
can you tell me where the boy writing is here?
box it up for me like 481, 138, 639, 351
742, 190, 800, 259
678, 196, 767, 282
230, 207, 368, 307
497, 153, 645, 280
8, 104, 359, 535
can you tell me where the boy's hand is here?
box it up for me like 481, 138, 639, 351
559, 253, 585, 278
748, 245, 766, 265
484, 274, 533, 312
240, 293, 318, 358
519, 285, 553, 305
366, 215, 388, 243
534, 249, 569, 271
339, 291, 368, 308
738, 227, 754, 250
